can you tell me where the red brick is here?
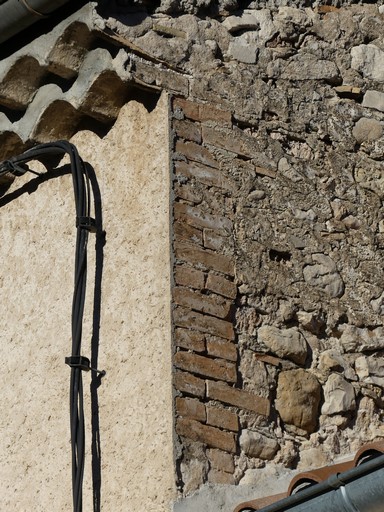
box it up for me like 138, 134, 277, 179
203, 229, 232, 252
206, 273, 237, 299
206, 336, 237, 362
174, 370, 205, 398
254, 353, 283, 367
207, 448, 235, 473
199, 104, 232, 125
173, 287, 232, 319
173, 98, 200, 121
208, 469, 235, 485
175, 241, 235, 276
202, 125, 262, 159
206, 405, 239, 432
174, 183, 203, 203
174, 160, 233, 190
173, 306, 235, 340
173, 98, 232, 126
174, 221, 203, 245
176, 417, 237, 453
176, 397, 206, 422
174, 351, 236, 383
175, 265, 205, 290
174, 328, 205, 352
176, 140, 218, 169
174, 119, 202, 143
174, 202, 233, 232
207, 380, 270, 416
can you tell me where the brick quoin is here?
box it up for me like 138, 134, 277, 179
174, 160, 233, 190
174, 242, 235, 276
206, 404, 239, 432
174, 327, 205, 352
174, 370, 205, 398
173, 306, 235, 340
176, 417, 237, 453
173, 287, 232, 319
174, 351, 237, 383
176, 397, 206, 422
207, 380, 270, 416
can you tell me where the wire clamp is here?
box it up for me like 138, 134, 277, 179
76, 216, 96, 233
65, 355, 106, 376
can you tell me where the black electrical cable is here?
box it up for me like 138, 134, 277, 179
0, 141, 98, 512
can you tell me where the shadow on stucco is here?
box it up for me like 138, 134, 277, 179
0, 161, 106, 512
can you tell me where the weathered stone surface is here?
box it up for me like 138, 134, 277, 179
321, 374, 356, 415
239, 429, 279, 460
281, 57, 340, 83
362, 90, 384, 113
228, 42, 258, 64
339, 325, 384, 353
355, 356, 384, 387
275, 370, 321, 433
351, 44, 384, 81
352, 118, 383, 143
318, 350, 356, 381
303, 254, 344, 298
257, 325, 308, 365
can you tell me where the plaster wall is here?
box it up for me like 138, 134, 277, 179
0, 92, 175, 511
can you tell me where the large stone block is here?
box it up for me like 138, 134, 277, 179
275, 370, 321, 433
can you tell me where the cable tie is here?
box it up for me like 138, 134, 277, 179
65, 355, 106, 376
76, 216, 96, 233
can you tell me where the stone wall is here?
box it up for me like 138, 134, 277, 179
146, 1, 384, 506
2, 1, 384, 510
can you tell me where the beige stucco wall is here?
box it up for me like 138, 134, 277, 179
0, 92, 175, 511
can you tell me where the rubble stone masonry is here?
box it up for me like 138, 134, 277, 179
2, 0, 384, 509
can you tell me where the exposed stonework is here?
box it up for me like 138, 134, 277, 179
2, 1, 384, 511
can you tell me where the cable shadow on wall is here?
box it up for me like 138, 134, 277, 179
0, 163, 105, 512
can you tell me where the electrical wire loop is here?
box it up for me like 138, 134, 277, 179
0, 141, 99, 512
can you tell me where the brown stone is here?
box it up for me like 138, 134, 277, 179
174, 118, 202, 143
174, 370, 205, 398
206, 405, 239, 431
176, 418, 237, 453
175, 241, 235, 276
174, 328, 205, 352
275, 369, 321, 433
176, 140, 218, 168
173, 287, 232, 319
174, 265, 205, 290
173, 306, 235, 340
176, 397, 206, 422
207, 380, 270, 416
206, 336, 237, 362
174, 351, 237, 383
206, 273, 237, 299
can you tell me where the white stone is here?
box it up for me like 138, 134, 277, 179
240, 429, 279, 460
362, 90, 384, 113
352, 117, 383, 143
303, 254, 344, 298
322, 374, 356, 415
351, 44, 384, 81
257, 325, 308, 364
